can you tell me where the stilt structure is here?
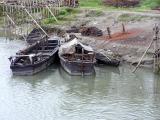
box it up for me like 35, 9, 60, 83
132, 24, 160, 73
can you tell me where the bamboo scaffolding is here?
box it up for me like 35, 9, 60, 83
132, 25, 160, 73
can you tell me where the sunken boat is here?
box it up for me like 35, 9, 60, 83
59, 38, 96, 76
95, 51, 120, 67
9, 36, 60, 75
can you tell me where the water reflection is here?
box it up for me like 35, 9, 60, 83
11, 64, 59, 87
59, 66, 96, 95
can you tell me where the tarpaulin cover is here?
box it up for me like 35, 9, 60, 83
59, 38, 93, 55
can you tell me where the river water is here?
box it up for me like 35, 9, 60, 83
0, 38, 160, 120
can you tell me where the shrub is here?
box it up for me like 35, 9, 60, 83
103, 0, 140, 7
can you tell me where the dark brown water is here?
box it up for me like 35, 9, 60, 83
0, 38, 160, 120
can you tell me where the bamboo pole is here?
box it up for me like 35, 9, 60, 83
132, 39, 154, 73
23, 5, 49, 37
21, 1, 24, 24
6, 13, 27, 41
42, 0, 46, 18
39, 0, 43, 19
46, 5, 58, 23
57, 0, 61, 15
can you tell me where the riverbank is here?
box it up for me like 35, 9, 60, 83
1, 8, 160, 70
57, 9, 160, 69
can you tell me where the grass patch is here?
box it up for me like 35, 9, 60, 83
80, 0, 102, 8
118, 13, 147, 22
85, 10, 104, 17
41, 7, 80, 25
79, 0, 160, 11
140, 0, 160, 9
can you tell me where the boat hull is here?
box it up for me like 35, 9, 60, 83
60, 56, 95, 76
10, 48, 58, 76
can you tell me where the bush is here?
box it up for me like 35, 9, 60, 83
59, 9, 68, 16
103, 0, 140, 7
141, 0, 160, 9
80, 0, 102, 7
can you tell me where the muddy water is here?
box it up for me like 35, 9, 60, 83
0, 37, 160, 120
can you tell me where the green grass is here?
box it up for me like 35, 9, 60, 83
41, 0, 160, 25
41, 7, 80, 25
85, 10, 104, 17
118, 13, 146, 22
141, 0, 160, 9
80, 0, 102, 8
79, 0, 160, 11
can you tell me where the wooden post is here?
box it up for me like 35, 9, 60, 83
153, 25, 159, 73
107, 27, 111, 38
122, 23, 126, 33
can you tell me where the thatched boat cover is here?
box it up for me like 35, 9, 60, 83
59, 38, 93, 55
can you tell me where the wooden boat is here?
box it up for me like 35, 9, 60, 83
26, 28, 45, 45
26, 27, 66, 45
95, 52, 120, 67
59, 38, 96, 76
9, 36, 60, 75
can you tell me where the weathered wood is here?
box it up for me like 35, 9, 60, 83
107, 27, 111, 38
122, 23, 126, 33
9, 36, 60, 75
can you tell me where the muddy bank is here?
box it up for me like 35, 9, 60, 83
62, 10, 160, 68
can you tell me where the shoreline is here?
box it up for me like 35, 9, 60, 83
1, 9, 160, 71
